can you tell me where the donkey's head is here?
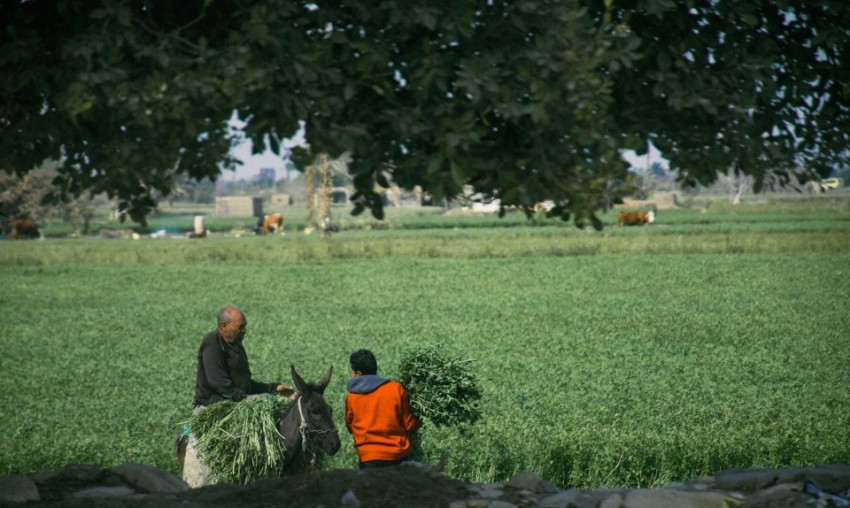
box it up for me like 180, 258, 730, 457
287, 365, 341, 456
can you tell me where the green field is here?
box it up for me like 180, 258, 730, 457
1, 195, 849, 488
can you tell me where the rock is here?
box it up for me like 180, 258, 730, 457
469, 485, 504, 498
798, 464, 850, 492
624, 488, 731, 508
542, 488, 627, 508
340, 488, 361, 507
73, 486, 136, 498
109, 463, 189, 493
599, 493, 626, 508
1, 463, 849, 507
506, 471, 559, 493
489, 501, 519, 508
29, 470, 61, 484
739, 486, 814, 508
0, 476, 40, 503
62, 463, 104, 483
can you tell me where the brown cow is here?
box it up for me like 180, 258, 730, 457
260, 213, 284, 234
617, 210, 655, 226
8, 218, 41, 239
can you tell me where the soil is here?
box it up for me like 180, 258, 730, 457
179, 466, 471, 508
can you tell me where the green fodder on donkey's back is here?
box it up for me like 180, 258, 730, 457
188, 395, 290, 485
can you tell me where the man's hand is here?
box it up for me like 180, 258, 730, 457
276, 384, 297, 400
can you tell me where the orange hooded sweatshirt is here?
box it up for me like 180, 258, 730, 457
345, 375, 422, 462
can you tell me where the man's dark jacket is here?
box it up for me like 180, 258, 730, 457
193, 330, 278, 407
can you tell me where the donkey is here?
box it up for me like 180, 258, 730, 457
178, 365, 340, 486
279, 365, 341, 473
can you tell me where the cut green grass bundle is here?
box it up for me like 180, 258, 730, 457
398, 344, 482, 428
189, 395, 290, 484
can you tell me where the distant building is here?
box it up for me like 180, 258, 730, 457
257, 168, 276, 184
270, 194, 293, 207
216, 196, 263, 217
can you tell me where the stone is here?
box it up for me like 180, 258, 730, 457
475, 487, 504, 499
0, 475, 40, 503
624, 488, 730, 508
62, 463, 103, 483
506, 471, 559, 493
72, 486, 136, 498
599, 493, 625, 508
489, 501, 519, 508
539, 488, 581, 508
341, 488, 361, 508
713, 467, 782, 492
738, 487, 813, 508
110, 463, 189, 493
800, 465, 850, 492
542, 488, 628, 508
29, 470, 61, 484
1, 462, 849, 507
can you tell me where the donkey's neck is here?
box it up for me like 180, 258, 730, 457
279, 396, 304, 463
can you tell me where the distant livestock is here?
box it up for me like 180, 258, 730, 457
258, 213, 284, 235
7, 218, 41, 239
618, 211, 655, 226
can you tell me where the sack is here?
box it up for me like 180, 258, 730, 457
175, 424, 190, 462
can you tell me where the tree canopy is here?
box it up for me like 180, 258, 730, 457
2, 0, 848, 227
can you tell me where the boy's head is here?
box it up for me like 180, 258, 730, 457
349, 349, 378, 376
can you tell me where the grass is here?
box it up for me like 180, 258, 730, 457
1, 193, 848, 488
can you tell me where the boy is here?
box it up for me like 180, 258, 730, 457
345, 349, 422, 468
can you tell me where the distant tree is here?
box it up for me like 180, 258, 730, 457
0, 167, 98, 235
190, 178, 217, 204
716, 168, 753, 205
329, 152, 353, 188
833, 165, 850, 187
2, 1, 848, 228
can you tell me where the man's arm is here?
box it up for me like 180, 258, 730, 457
248, 379, 279, 395
399, 388, 422, 434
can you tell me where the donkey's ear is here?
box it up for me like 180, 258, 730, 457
316, 365, 333, 394
291, 365, 308, 394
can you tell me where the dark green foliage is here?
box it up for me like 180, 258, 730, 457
3, 2, 848, 226
398, 345, 482, 428
188, 395, 290, 484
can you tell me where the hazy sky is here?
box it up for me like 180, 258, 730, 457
621, 142, 668, 172
222, 117, 666, 181
221, 116, 306, 181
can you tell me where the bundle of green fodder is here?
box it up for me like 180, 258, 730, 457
398, 344, 482, 428
188, 394, 290, 484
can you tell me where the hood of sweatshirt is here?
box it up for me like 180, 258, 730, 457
347, 374, 390, 394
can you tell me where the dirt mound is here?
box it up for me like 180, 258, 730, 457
184, 466, 469, 508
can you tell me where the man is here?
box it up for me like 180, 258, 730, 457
183, 306, 294, 487
345, 349, 422, 469
194, 306, 294, 408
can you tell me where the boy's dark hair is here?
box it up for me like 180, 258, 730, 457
350, 349, 378, 375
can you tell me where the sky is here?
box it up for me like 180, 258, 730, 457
220, 116, 306, 181
621, 143, 669, 172
222, 121, 667, 181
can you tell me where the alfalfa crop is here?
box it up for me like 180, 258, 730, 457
188, 394, 290, 484
398, 344, 482, 428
